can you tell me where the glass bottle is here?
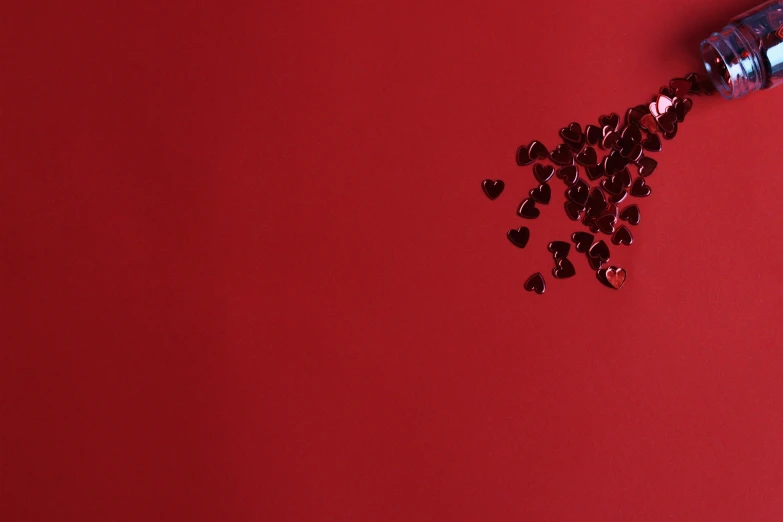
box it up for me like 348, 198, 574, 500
701, 0, 783, 99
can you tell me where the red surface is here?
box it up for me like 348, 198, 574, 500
3, 0, 783, 520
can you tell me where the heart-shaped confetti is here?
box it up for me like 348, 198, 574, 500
640, 113, 658, 134
553, 257, 576, 279
524, 273, 546, 294
604, 151, 629, 175
636, 156, 657, 177
585, 125, 603, 146
482, 179, 504, 200
588, 240, 610, 262
585, 187, 607, 218
518, 198, 540, 218
564, 201, 583, 221
621, 125, 643, 143
566, 179, 590, 207
596, 214, 616, 235
585, 163, 605, 181
548, 241, 571, 259
571, 232, 594, 253
670, 78, 691, 97
598, 113, 620, 131
556, 165, 579, 186
602, 131, 620, 150
619, 167, 632, 188
588, 255, 604, 271
642, 133, 662, 152
626, 107, 646, 127
608, 190, 628, 204
529, 183, 552, 205
516, 145, 534, 166
673, 97, 693, 122
601, 175, 624, 196
598, 266, 626, 290
529, 140, 550, 160
630, 177, 651, 197
550, 144, 574, 166
532, 163, 555, 183
657, 95, 674, 115
657, 111, 678, 133
612, 225, 633, 245
648, 101, 661, 119
619, 204, 640, 225
507, 227, 530, 248
560, 122, 583, 143
576, 146, 598, 166
488, 72, 707, 294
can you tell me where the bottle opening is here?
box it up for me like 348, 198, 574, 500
700, 26, 765, 100
700, 39, 734, 99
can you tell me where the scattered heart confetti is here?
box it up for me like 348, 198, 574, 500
612, 225, 633, 246
608, 190, 628, 204
556, 165, 579, 186
533, 163, 555, 183
529, 140, 550, 160
516, 146, 534, 166
564, 201, 583, 221
596, 214, 617, 235
524, 273, 546, 294
517, 198, 540, 219
548, 241, 571, 259
585, 125, 603, 146
598, 266, 626, 290
485, 73, 705, 292
507, 227, 530, 248
571, 232, 594, 253
602, 131, 620, 150
598, 113, 620, 131
636, 156, 657, 177
670, 78, 692, 98
588, 240, 610, 262
552, 257, 576, 279
482, 179, 504, 200
619, 204, 641, 225
585, 187, 607, 218
550, 144, 574, 166
588, 255, 604, 271
604, 151, 629, 175
585, 163, 605, 181
642, 133, 662, 152
529, 183, 552, 205
566, 179, 590, 207
630, 177, 651, 197
561, 122, 582, 140
601, 175, 624, 196
576, 146, 598, 166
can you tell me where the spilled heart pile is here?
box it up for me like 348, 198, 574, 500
482, 73, 714, 293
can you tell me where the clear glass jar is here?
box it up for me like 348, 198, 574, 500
701, 0, 783, 99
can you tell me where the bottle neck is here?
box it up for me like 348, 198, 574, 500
700, 24, 766, 99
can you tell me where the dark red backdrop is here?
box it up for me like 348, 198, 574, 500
4, 0, 783, 520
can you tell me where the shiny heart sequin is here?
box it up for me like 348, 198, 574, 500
552, 257, 576, 279
524, 272, 546, 294
630, 177, 651, 197
533, 163, 555, 183
529, 183, 551, 205
619, 204, 640, 225
482, 179, 504, 200
507, 227, 530, 248
518, 198, 540, 218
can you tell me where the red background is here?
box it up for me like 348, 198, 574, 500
3, 0, 783, 520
